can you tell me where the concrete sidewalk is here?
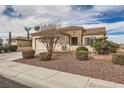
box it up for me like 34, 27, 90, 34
0, 52, 124, 88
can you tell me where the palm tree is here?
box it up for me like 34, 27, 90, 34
24, 27, 31, 40
34, 25, 40, 32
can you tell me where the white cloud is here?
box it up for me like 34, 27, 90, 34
0, 5, 124, 44
108, 35, 124, 44
82, 21, 124, 32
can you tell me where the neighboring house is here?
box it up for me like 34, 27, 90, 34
7, 36, 32, 47
0, 37, 3, 46
31, 26, 106, 51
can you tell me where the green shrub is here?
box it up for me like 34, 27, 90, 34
3, 46, 9, 52
39, 52, 50, 61
76, 46, 88, 51
112, 53, 124, 65
22, 49, 35, 59
76, 50, 89, 60
9, 45, 18, 52
0, 47, 2, 53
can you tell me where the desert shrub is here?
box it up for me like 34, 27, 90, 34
76, 50, 89, 60
22, 49, 35, 59
39, 52, 50, 61
92, 37, 119, 55
108, 42, 119, 53
2, 46, 9, 52
112, 53, 124, 65
76, 46, 88, 52
9, 45, 18, 52
108, 47, 116, 53
0, 47, 2, 53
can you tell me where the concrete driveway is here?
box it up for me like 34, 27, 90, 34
0, 52, 124, 88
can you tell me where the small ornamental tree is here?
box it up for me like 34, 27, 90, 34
35, 21, 62, 60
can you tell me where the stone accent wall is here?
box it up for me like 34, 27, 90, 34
66, 30, 82, 45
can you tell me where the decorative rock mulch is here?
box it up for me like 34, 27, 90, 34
90, 53, 112, 62
15, 52, 124, 84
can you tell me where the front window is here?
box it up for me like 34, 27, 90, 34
85, 37, 96, 46
71, 37, 77, 45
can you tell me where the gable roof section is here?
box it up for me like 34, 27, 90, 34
83, 27, 106, 36
60, 26, 85, 31
31, 26, 106, 36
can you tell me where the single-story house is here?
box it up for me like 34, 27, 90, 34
0, 37, 3, 46
7, 36, 32, 47
31, 26, 106, 51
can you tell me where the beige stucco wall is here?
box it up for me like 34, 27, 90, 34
11, 40, 17, 45
32, 36, 47, 51
70, 46, 80, 51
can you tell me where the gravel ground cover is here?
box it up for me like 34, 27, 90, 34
15, 52, 124, 84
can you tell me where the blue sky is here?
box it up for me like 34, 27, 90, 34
0, 5, 124, 44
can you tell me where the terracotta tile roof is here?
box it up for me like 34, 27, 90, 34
60, 26, 85, 31
9, 36, 32, 41
83, 27, 106, 36
31, 26, 84, 36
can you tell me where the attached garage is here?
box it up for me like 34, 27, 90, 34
35, 38, 47, 51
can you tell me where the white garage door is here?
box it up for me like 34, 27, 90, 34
36, 39, 47, 51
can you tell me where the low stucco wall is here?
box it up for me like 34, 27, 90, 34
69, 46, 80, 51
11, 40, 32, 47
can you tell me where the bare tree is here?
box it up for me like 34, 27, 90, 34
24, 27, 31, 40
35, 21, 62, 60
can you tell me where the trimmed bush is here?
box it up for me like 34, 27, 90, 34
9, 45, 18, 52
0, 47, 2, 53
76, 50, 89, 60
39, 52, 50, 61
76, 46, 88, 51
2, 46, 9, 52
22, 49, 35, 59
112, 53, 124, 65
